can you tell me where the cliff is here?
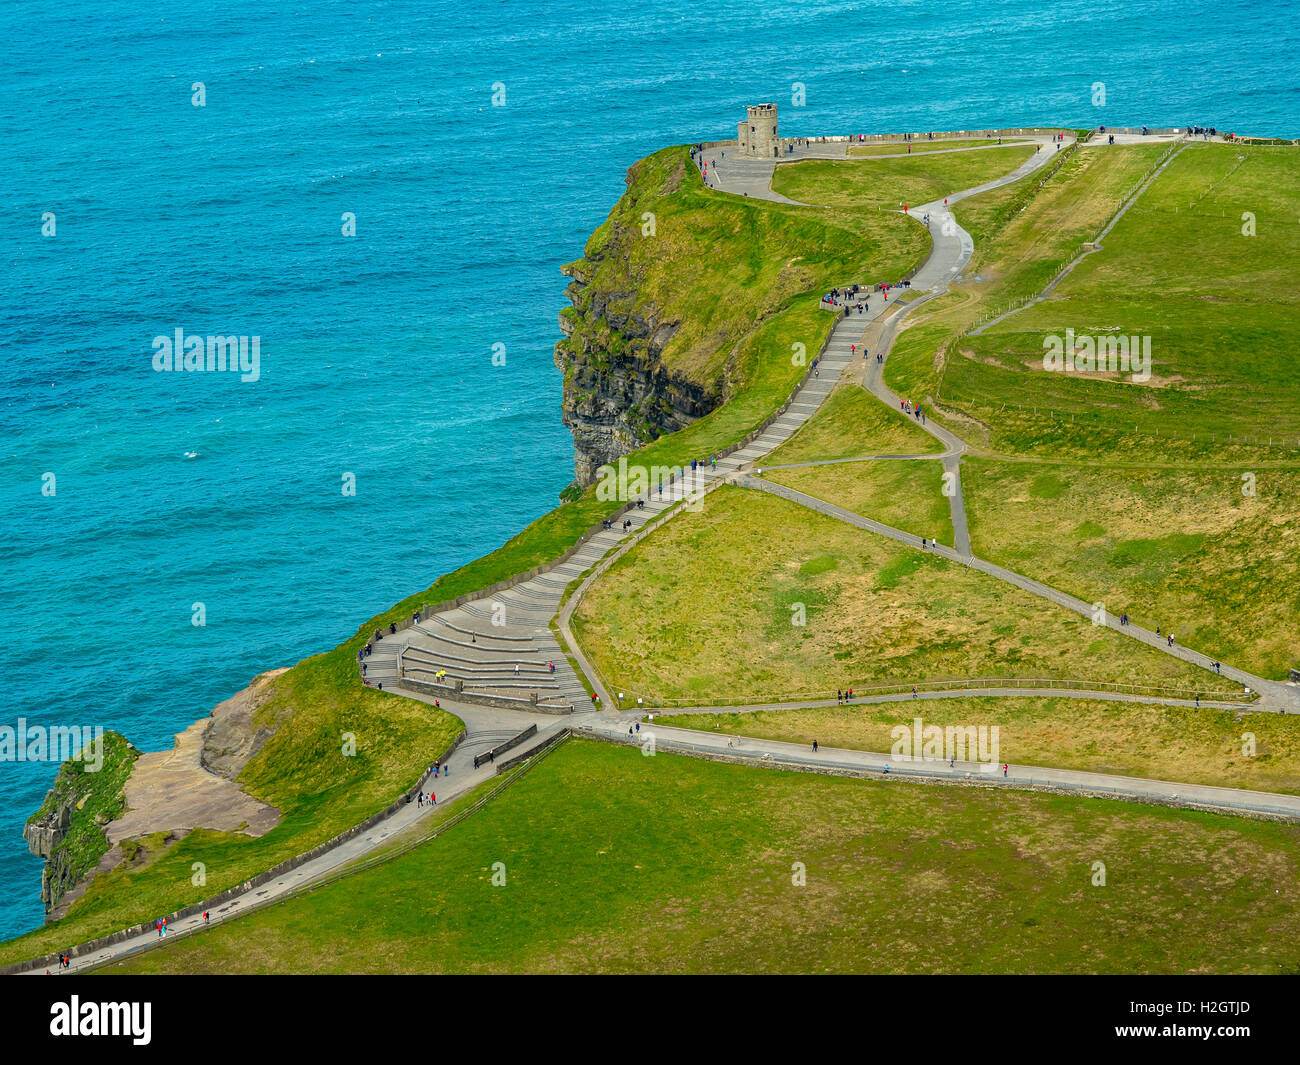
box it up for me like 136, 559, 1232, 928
556, 162, 717, 483
554, 148, 740, 485
22, 669, 287, 920
24, 731, 139, 914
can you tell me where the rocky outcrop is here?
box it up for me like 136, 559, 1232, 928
22, 803, 70, 861
200, 667, 287, 780
22, 669, 287, 920
556, 255, 718, 485
554, 150, 737, 487
24, 731, 139, 914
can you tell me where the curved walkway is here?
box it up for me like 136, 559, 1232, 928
580, 719, 1300, 822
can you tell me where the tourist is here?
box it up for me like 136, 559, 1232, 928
812, 740, 818, 752
1003, 763, 1009, 778
430, 791, 436, 805
912, 686, 918, 699
837, 689, 843, 703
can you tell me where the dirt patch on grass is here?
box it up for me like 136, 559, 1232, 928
107, 671, 285, 849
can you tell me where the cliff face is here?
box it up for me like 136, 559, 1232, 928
554, 151, 735, 487
24, 731, 138, 914
555, 255, 718, 484
21, 670, 286, 920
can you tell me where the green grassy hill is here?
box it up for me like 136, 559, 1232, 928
102, 739, 1300, 975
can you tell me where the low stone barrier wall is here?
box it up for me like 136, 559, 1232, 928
495, 728, 573, 774
398, 677, 572, 715
474, 724, 538, 768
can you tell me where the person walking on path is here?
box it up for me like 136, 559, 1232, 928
1003, 763, 1009, 778
204, 911, 210, 925
812, 740, 819, 753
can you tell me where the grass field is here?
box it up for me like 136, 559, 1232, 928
764, 460, 954, 545
102, 739, 1300, 975
572, 486, 1235, 706
962, 458, 1300, 679
877, 142, 1170, 434
764, 382, 942, 464
847, 138, 1030, 157
771, 145, 1037, 211
944, 143, 1300, 452
667, 696, 1300, 795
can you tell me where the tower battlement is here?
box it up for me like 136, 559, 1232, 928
737, 102, 778, 157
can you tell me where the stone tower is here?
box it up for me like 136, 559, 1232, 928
737, 103, 778, 157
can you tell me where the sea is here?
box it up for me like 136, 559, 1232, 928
1, 0, 1296, 941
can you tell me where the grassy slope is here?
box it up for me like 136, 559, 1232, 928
572, 486, 1234, 706
104, 739, 1300, 975
667, 697, 1300, 795
0, 648, 464, 966
568, 146, 926, 393
24, 733, 139, 899
764, 382, 942, 464
945, 144, 1300, 452
771, 145, 1036, 210
881, 142, 1168, 425
765, 460, 953, 545
962, 459, 1300, 678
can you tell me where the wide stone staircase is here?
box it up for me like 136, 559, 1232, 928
362, 308, 867, 713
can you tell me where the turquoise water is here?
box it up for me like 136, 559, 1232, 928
1, 0, 1296, 941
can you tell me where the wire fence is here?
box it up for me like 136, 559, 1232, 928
591, 729, 1300, 821
934, 396, 1300, 451
609, 675, 1249, 712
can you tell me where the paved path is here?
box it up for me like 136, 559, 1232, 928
580, 718, 1300, 822
639, 688, 1252, 715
